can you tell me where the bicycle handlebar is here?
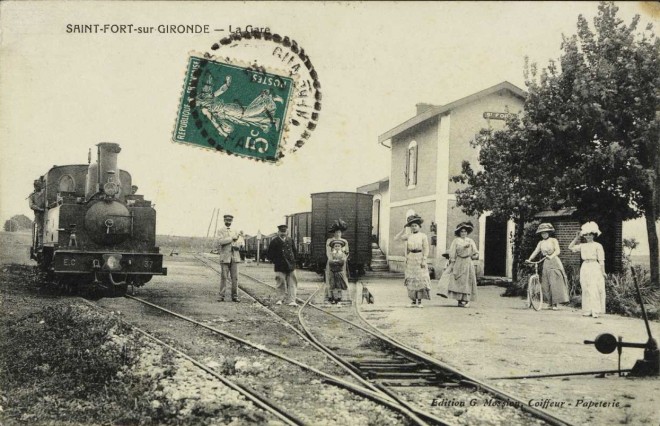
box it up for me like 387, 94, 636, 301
525, 257, 547, 265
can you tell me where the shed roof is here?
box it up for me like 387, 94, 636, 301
534, 208, 578, 219
378, 81, 526, 144
356, 176, 389, 193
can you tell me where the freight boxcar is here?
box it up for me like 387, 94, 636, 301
310, 192, 373, 280
285, 211, 312, 268
245, 232, 276, 262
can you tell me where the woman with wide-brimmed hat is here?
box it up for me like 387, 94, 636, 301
325, 219, 349, 304
527, 223, 569, 310
569, 222, 606, 318
394, 213, 431, 307
447, 221, 479, 307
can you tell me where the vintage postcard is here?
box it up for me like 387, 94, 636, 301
1, 2, 659, 425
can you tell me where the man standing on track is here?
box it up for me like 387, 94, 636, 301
267, 224, 299, 306
215, 214, 243, 302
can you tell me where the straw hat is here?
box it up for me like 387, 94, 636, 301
330, 239, 346, 247
536, 223, 555, 234
580, 222, 601, 237
454, 221, 474, 236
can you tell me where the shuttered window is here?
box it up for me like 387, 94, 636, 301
406, 140, 418, 188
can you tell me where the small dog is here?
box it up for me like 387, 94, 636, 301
362, 285, 375, 304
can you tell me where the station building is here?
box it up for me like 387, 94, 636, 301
360, 81, 527, 276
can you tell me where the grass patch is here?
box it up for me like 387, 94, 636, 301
0, 304, 149, 424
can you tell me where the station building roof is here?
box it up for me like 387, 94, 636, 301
378, 81, 526, 145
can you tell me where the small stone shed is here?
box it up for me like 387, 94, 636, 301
534, 208, 622, 274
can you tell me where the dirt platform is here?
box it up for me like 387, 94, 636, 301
357, 274, 660, 425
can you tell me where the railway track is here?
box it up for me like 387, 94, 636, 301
196, 254, 576, 426
193, 254, 439, 425
79, 297, 305, 426
85, 255, 431, 425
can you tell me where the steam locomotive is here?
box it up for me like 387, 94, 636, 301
30, 142, 167, 296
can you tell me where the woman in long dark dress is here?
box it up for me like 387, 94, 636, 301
325, 220, 349, 304
447, 221, 479, 307
527, 223, 569, 310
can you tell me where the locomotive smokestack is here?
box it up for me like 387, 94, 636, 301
97, 142, 121, 186
85, 142, 122, 200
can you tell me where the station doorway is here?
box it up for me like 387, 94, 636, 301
484, 216, 507, 277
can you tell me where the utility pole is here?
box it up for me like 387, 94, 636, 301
256, 230, 262, 266
206, 208, 216, 239
213, 209, 220, 239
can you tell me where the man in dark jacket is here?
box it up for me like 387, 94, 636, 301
267, 224, 298, 306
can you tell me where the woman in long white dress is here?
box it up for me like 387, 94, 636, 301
569, 222, 607, 318
394, 214, 431, 308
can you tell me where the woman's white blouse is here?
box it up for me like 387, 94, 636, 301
570, 242, 605, 262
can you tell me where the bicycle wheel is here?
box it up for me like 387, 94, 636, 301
528, 275, 543, 311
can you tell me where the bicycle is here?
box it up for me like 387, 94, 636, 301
525, 258, 545, 311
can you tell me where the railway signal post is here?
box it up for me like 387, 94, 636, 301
256, 230, 262, 265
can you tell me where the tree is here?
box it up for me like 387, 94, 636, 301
451, 114, 561, 281
543, 2, 660, 285
453, 2, 660, 285
3, 214, 33, 231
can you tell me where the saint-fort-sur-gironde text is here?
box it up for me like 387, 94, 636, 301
65, 24, 270, 35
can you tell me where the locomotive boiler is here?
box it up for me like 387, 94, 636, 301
30, 142, 167, 296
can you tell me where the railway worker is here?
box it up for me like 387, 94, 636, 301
446, 221, 479, 308
569, 222, 607, 318
215, 214, 243, 302
325, 219, 349, 304
394, 214, 431, 308
526, 223, 569, 310
28, 179, 45, 244
267, 224, 299, 306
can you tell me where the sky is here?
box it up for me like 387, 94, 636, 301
0, 1, 658, 253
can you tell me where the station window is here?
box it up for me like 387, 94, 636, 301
405, 140, 418, 188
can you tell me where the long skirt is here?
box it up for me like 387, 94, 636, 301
325, 262, 348, 301
447, 256, 477, 302
541, 257, 569, 305
580, 261, 606, 314
404, 252, 430, 301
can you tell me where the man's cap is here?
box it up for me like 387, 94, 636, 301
223, 214, 234, 220
277, 224, 288, 231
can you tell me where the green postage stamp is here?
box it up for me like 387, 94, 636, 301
173, 54, 294, 162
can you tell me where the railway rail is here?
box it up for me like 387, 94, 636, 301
198, 254, 576, 426
79, 297, 304, 425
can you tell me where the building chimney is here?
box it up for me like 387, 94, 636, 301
416, 103, 436, 115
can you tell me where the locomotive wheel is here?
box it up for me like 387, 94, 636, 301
128, 275, 152, 286
102, 273, 129, 297
111, 283, 128, 297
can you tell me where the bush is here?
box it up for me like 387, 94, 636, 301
605, 265, 659, 318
